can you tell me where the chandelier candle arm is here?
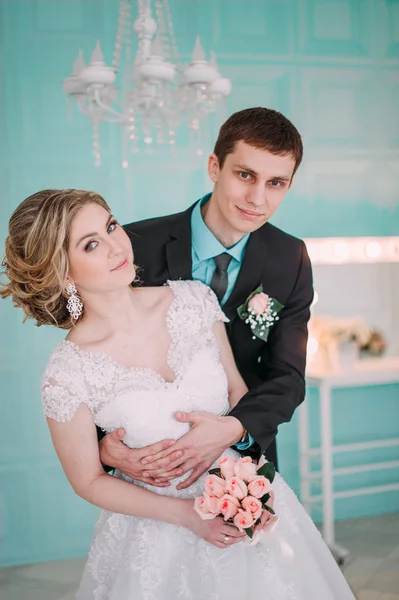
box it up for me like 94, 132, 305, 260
93, 89, 127, 122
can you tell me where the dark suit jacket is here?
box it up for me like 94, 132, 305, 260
123, 202, 313, 467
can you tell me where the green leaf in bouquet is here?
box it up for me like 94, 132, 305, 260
257, 461, 275, 483
208, 468, 222, 477
246, 527, 254, 539
265, 504, 275, 515
260, 493, 270, 505
254, 517, 262, 526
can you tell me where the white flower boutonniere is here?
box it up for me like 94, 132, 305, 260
237, 285, 284, 341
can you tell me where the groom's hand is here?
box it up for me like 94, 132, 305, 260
99, 429, 186, 487
150, 411, 245, 490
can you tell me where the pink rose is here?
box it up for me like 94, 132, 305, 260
233, 509, 255, 532
219, 494, 240, 521
218, 455, 236, 480
194, 493, 220, 520
248, 293, 269, 316
225, 477, 248, 500
204, 474, 227, 498
234, 456, 257, 482
262, 510, 279, 534
248, 476, 272, 499
241, 496, 263, 521
205, 494, 221, 515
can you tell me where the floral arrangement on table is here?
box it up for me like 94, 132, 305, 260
307, 315, 386, 374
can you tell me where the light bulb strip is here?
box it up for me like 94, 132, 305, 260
304, 237, 399, 265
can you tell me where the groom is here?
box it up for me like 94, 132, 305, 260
99, 107, 313, 489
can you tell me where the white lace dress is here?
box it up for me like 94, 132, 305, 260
41, 280, 355, 600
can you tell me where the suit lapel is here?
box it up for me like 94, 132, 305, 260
165, 205, 195, 281
223, 228, 267, 321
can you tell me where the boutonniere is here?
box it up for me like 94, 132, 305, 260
237, 285, 284, 341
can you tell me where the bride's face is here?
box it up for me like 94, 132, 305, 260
67, 203, 135, 295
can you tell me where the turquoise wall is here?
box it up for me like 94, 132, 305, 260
1, 0, 398, 567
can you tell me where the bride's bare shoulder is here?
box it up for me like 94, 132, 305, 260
134, 283, 174, 310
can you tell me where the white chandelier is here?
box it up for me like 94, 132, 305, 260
62, 0, 232, 167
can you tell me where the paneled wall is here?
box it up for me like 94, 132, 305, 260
1, 0, 398, 566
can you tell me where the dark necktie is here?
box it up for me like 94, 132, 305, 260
210, 252, 232, 302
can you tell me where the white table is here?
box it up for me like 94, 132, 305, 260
300, 356, 399, 563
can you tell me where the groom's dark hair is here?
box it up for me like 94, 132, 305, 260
214, 107, 303, 176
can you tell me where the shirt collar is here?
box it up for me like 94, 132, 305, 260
191, 193, 250, 263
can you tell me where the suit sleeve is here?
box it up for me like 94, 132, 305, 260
229, 242, 313, 456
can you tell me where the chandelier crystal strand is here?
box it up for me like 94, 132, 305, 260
112, 1, 131, 72
112, 10, 124, 71
189, 115, 203, 157
121, 7, 133, 166
122, 129, 129, 168
158, 0, 181, 148
62, 0, 231, 162
109, 0, 129, 167
130, 3, 142, 149
162, 0, 182, 71
154, 0, 172, 145
154, 1, 169, 60
128, 104, 138, 154
121, 63, 131, 167
93, 120, 101, 167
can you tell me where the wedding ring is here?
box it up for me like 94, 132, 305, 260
223, 534, 230, 544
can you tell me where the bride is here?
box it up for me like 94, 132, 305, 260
1, 188, 355, 600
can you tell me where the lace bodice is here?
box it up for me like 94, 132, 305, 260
41, 280, 230, 449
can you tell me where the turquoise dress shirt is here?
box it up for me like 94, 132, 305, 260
191, 194, 249, 306
190, 193, 254, 450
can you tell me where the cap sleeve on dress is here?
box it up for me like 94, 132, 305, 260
41, 343, 89, 422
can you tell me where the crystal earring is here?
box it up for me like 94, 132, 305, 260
66, 282, 83, 320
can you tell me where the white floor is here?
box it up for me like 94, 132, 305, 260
0, 513, 398, 600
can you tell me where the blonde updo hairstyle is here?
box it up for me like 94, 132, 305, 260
1, 189, 111, 329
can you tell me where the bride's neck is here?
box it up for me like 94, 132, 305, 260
79, 286, 142, 333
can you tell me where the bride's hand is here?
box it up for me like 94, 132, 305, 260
180, 500, 246, 549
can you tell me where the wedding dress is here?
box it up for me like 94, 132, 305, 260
41, 280, 355, 600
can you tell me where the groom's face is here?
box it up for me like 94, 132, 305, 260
208, 141, 296, 236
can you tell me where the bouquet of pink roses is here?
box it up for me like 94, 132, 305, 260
194, 455, 278, 542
